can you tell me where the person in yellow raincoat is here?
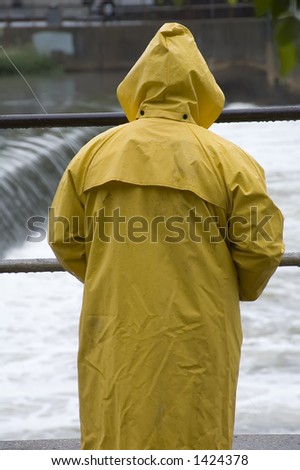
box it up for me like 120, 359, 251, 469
48, 23, 284, 450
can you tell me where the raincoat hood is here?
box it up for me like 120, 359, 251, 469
117, 22, 225, 128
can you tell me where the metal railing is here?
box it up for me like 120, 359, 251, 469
1, 106, 300, 129
0, 105, 299, 273
0, 252, 299, 274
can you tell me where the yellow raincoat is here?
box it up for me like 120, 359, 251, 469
49, 23, 284, 449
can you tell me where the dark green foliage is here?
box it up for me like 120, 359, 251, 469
253, 0, 272, 17
271, 0, 290, 19
0, 45, 60, 76
235, 0, 300, 75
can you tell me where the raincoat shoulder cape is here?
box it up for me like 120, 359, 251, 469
49, 23, 284, 450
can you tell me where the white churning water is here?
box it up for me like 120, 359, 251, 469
0, 115, 300, 440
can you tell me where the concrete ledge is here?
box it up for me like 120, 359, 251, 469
1, 435, 300, 450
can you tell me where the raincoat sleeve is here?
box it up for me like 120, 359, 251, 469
48, 168, 86, 283
227, 157, 284, 301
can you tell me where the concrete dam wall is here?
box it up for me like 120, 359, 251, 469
2, 18, 300, 104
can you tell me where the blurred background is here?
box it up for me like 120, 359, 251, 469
1, 0, 300, 104
0, 0, 300, 442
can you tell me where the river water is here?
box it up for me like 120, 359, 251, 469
0, 72, 300, 440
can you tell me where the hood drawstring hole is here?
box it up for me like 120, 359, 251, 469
183, 114, 188, 120
140, 110, 145, 116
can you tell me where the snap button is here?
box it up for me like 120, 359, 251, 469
140, 110, 145, 116
183, 114, 188, 120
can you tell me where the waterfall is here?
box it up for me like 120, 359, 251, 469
0, 127, 99, 257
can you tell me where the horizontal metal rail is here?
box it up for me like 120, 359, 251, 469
0, 253, 299, 274
0, 112, 127, 129
0, 106, 300, 129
